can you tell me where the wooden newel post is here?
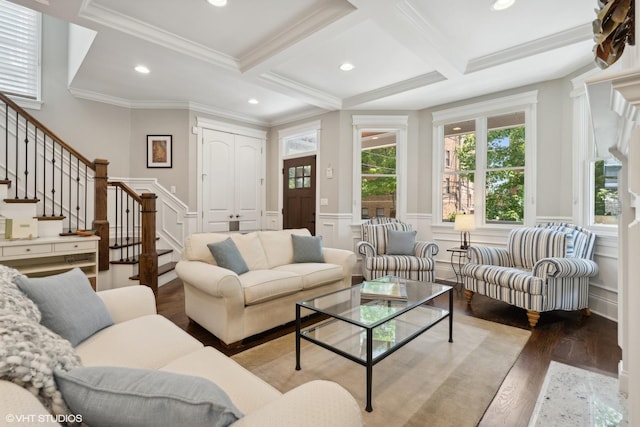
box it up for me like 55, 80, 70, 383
92, 159, 110, 271
139, 193, 158, 295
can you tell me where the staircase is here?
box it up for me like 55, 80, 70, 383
0, 92, 172, 292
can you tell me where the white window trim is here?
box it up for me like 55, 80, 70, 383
571, 69, 619, 236
432, 91, 538, 228
277, 120, 322, 229
352, 115, 408, 223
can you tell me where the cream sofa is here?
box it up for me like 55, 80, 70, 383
0, 285, 362, 426
176, 229, 356, 346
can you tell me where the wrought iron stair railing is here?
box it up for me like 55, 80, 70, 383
0, 92, 159, 293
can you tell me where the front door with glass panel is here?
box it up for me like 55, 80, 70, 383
283, 155, 316, 235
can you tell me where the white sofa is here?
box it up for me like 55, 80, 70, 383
176, 229, 356, 346
0, 285, 362, 426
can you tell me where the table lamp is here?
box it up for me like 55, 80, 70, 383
454, 213, 475, 249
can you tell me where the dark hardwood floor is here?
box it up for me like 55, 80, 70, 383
157, 278, 621, 427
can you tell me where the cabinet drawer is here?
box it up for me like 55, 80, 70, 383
2, 244, 53, 256
54, 240, 97, 252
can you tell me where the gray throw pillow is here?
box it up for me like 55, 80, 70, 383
386, 229, 417, 255
292, 234, 324, 263
207, 238, 249, 275
15, 268, 113, 347
54, 367, 243, 427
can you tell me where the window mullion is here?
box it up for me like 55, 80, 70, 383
475, 118, 488, 225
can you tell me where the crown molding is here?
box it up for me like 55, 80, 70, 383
68, 87, 270, 126
68, 87, 132, 108
79, 0, 237, 72
269, 106, 329, 128
466, 23, 593, 74
195, 117, 267, 139
188, 102, 269, 127
259, 72, 342, 110
342, 71, 446, 108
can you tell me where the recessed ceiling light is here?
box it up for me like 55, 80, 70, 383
453, 127, 462, 131
207, 0, 227, 6
248, 98, 259, 105
491, 0, 515, 11
340, 63, 355, 71
134, 65, 150, 74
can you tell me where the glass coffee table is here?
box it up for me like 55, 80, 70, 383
296, 276, 453, 412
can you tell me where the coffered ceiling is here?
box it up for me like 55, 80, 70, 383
10, 0, 598, 126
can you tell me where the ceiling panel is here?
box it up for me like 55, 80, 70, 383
90, 0, 332, 58
70, 29, 309, 122
272, 19, 436, 98
350, 40, 595, 111
410, 0, 596, 61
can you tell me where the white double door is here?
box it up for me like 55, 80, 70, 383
202, 129, 263, 232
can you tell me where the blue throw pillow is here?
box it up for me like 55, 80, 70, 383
207, 238, 249, 275
15, 268, 113, 347
386, 229, 417, 255
54, 367, 243, 427
292, 234, 324, 263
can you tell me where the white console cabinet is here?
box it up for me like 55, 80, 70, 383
0, 235, 99, 289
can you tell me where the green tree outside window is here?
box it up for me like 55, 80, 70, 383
455, 127, 525, 223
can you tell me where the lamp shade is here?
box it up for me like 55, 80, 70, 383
454, 214, 476, 232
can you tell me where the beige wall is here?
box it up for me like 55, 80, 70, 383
130, 109, 189, 201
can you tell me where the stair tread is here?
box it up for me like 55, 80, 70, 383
3, 198, 39, 203
128, 261, 177, 281
108, 248, 173, 265
109, 236, 161, 249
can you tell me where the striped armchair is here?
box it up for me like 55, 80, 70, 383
462, 223, 598, 327
356, 218, 439, 281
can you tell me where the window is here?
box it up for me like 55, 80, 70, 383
592, 158, 621, 224
0, 0, 41, 102
283, 130, 317, 157
353, 115, 408, 221
362, 132, 397, 218
433, 92, 537, 226
288, 165, 312, 189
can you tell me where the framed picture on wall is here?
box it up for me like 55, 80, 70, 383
147, 135, 172, 168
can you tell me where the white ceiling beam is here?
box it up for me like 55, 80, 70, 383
258, 72, 342, 111
238, 0, 356, 75
466, 23, 594, 73
345, 0, 467, 79
343, 71, 446, 108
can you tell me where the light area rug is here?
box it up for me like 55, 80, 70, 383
528, 361, 628, 427
232, 315, 530, 427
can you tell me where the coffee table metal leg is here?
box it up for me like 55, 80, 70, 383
366, 328, 373, 412
295, 304, 301, 370
448, 289, 454, 343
